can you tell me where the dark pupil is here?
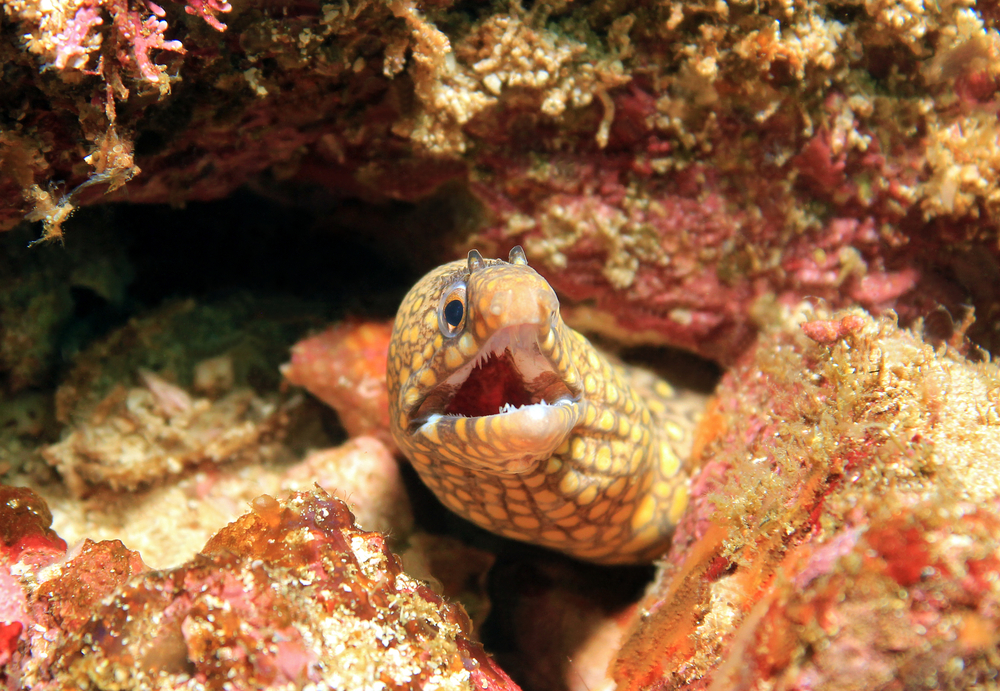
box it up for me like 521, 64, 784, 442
444, 299, 464, 327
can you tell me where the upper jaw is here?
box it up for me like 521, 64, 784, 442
409, 322, 581, 431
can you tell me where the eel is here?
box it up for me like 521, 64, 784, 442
387, 247, 699, 564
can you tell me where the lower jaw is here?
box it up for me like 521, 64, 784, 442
414, 399, 579, 473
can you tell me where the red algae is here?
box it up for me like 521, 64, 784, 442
32, 539, 147, 632
0, 485, 67, 688
0, 622, 22, 667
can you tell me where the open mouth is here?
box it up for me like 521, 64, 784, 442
413, 324, 576, 425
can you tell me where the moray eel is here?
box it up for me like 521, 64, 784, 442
387, 247, 695, 564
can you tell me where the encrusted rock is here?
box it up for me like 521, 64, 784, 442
612, 309, 1000, 689
6, 487, 519, 691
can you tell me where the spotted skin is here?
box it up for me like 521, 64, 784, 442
387, 249, 696, 564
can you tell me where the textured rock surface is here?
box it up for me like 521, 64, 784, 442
43, 368, 296, 495
38, 298, 322, 496
38, 434, 412, 569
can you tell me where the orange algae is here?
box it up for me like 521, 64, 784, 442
33, 539, 146, 631
612, 310, 1000, 689
282, 320, 395, 450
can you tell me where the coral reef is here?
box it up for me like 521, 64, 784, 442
3, 486, 519, 690
4, 0, 1000, 685
3, 0, 999, 356
611, 309, 1000, 689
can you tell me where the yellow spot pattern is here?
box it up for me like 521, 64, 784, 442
386, 252, 694, 565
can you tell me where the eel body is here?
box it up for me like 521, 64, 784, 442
387, 247, 695, 564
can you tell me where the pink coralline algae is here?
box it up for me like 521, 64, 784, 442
611, 311, 1000, 689
181, 0, 229, 32
0, 485, 69, 686
107, 0, 186, 84
470, 136, 926, 364
9, 0, 229, 85
48, 5, 104, 71
6, 487, 520, 691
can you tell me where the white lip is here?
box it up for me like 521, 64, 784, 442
416, 399, 581, 474
418, 397, 575, 431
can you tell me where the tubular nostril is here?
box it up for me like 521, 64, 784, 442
539, 288, 558, 320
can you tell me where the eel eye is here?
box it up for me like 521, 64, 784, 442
438, 282, 467, 337
444, 299, 464, 326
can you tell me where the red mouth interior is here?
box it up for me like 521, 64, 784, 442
444, 349, 533, 418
